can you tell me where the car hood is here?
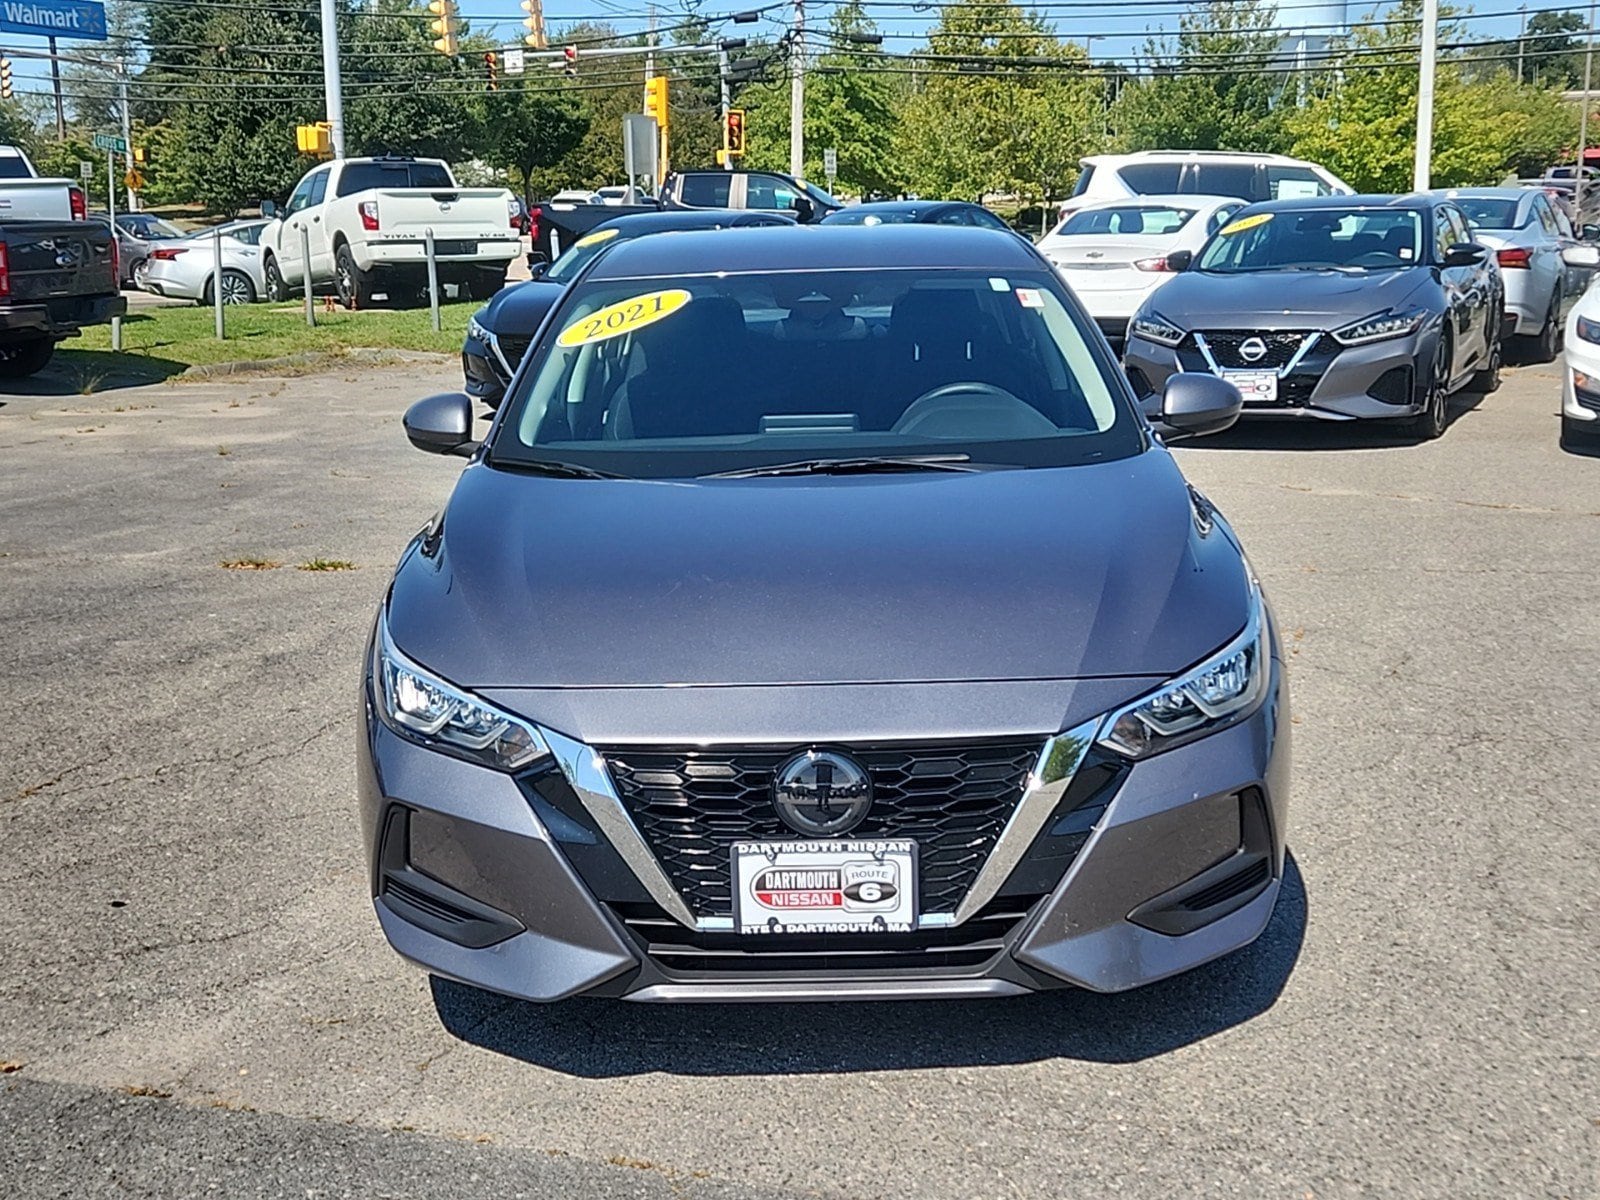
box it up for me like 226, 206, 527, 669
387, 448, 1251, 691
1148, 267, 1429, 327
482, 278, 567, 335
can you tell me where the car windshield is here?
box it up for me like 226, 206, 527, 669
545, 229, 624, 282
1197, 207, 1423, 272
1454, 198, 1521, 229
492, 267, 1139, 479
1058, 205, 1197, 237
825, 209, 923, 226
124, 217, 185, 240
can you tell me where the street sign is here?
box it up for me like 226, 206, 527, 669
92, 132, 127, 153
124, 169, 143, 191
504, 47, 525, 75
824, 147, 837, 189
623, 113, 659, 188
0, 0, 107, 41
79, 160, 93, 179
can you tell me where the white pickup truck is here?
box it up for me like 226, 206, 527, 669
258, 156, 522, 308
0, 144, 87, 222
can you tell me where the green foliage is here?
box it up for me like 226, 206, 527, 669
483, 84, 588, 197
1473, 10, 1587, 89
1109, 0, 1286, 152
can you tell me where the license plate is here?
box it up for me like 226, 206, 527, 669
1222, 369, 1278, 405
432, 240, 476, 256
732, 840, 918, 934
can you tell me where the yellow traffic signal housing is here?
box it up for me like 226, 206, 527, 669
428, 0, 459, 56
725, 109, 746, 157
0, 57, 12, 101
295, 123, 333, 157
521, 0, 547, 49
484, 51, 498, 90
644, 76, 669, 133
133, 146, 147, 165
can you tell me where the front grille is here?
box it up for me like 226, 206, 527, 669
601, 740, 1043, 918
494, 333, 533, 381
613, 893, 1045, 976
1195, 330, 1317, 369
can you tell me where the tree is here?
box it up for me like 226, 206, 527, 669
1474, 10, 1586, 89
483, 84, 588, 201
892, 1, 1101, 204
1109, 0, 1287, 153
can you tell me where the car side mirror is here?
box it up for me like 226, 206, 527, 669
791, 196, 815, 223
527, 259, 548, 279
1582, 224, 1600, 243
1165, 249, 1194, 272
1563, 244, 1600, 268
260, 200, 280, 219
1160, 373, 1241, 438
1443, 241, 1487, 268
403, 392, 478, 456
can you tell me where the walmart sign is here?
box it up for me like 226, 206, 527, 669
0, 0, 108, 41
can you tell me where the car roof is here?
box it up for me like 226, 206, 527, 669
590, 209, 794, 236
1232, 193, 1434, 214
1431, 187, 1533, 204
1082, 150, 1321, 167
586, 224, 1041, 280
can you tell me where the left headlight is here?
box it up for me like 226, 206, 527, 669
1130, 311, 1187, 348
1331, 307, 1427, 347
466, 312, 492, 345
373, 614, 550, 772
1098, 581, 1269, 760
1576, 315, 1600, 345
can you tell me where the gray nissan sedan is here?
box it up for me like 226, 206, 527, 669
359, 225, 1291, 1004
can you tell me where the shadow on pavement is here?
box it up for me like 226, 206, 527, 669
1181, 397, 1487, 452
432, 855, 1308, 1076
9, 347, 189, 397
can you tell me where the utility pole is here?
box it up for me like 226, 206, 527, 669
1580, 0, 1595, 214
118, 61, 137, 211
1413, 0, 1438, 190
789, 0, 805, 176
1517, 4, 1527, 83
320, 0, 346, 159
719, 43, 732, 170
48, 36, 65, 139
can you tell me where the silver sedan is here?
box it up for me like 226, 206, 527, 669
142, 220, 271, 305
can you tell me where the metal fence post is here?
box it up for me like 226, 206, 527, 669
425, 227, 441, 333
108, 150, 121, 352
213, 228, 225, 341
300, 223, 315, 328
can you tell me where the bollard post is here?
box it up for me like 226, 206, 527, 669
300, 223, 315, 328
213, 228, 225, 341
425, 227, 441, 333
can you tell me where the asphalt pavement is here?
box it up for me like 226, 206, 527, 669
0, 356, 1595, 1199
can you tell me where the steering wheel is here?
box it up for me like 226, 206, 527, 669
892, 381, 1058, 439
907, 381, 1026, 409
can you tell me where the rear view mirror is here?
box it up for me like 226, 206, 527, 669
1165, 249, 1194, 272
1160, 374, 1241, 438
1563, 244, 1600, 268
403, 392, 478, 456
527, 259, 548, 280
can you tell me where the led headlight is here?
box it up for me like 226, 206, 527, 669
373, 615, 549, 772
466, 313, 493, 345
1576, 315, 1600, 345
1331, 308, 1426, 346
1130, 312, 1186, 347
1098, 582, 1269, 760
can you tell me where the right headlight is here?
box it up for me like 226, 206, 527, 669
1098, 580, 1269, 760
1331, 307, 1427, 347
1575, 315, 1600, 345
1129, 311, 1187, 347
466, 312, 493, 345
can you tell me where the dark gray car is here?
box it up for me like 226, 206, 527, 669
1123, 194, 1503, 439
360, 226, 1290, 1004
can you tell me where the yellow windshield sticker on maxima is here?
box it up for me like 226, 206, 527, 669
575, 228, 620, 248
1219, 212, 1273, 236
557, 289, 692, 348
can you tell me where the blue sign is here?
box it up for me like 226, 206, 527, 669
0, 0, 108, 41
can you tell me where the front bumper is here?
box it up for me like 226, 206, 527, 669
1125, 327, 1429, 422
359, 639, 1291, 1003
1560, 330, 1600, 426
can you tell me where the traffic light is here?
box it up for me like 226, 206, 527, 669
484, 51, 498, 90
725, 109, 745, 157
0, 57, 12, 101
295, 123, 332, 157
563, 44, 577, 77
644, 75, 669, 132
521, 0, 547, 49
132, 146, 148, 165
428, 0, 459, 56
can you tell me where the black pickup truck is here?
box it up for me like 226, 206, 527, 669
530, 169, 841, 261
0, 220, 125, 378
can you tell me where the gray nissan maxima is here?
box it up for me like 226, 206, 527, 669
359, 226, 1292, 1004
1123, 194, 1502, 440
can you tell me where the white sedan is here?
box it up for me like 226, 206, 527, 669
1560, 244, 1600, 450
143, 220, 271, 305
1036, 194, 1244, 345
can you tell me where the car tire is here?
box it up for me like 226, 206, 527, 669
0, 338, 56, 378
1409, 336, 1450, 440
1465, 334, 1502, 394
1515, 299, 1560, 364
264, 254, 290, 303
204, 269, 258, 307
131, 258, 150, 291
335, 244, 375, 310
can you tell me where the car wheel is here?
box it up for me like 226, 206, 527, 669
335, 244, 375, 309
264, 254, 290, 303
1515, 299, 1560, 364
131, 259, 150, 290
1466, 334, 1501, 394
1410, 336, 1450, 441
0, 338, 56, 378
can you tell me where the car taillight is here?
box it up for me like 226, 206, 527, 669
1496, 247, 1531, 269
1134, 256, 1172, 272
151, 248, 187, 260
528, 204, 542, 242
508, 197, 520, 230
69, 186, 87, 221
359, 200, 380, 231
0, 243, 9, 298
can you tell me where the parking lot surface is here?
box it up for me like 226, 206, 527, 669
0, 359, 1595, 1199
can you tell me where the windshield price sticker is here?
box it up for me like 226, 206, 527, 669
1015, 287, 1045, 309
557, 289, 691, 348
1220, 212, 1274, 236
575, 228, 620, 248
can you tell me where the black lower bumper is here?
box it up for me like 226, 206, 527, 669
0, 293, 127, 343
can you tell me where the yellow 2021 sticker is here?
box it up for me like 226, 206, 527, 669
1219, 212, 1273, 236
556, 289, 692, 348
575, 228, 620, 248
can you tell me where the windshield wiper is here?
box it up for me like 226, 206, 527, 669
704, 454, 982, 479
505, 458, 625, 480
